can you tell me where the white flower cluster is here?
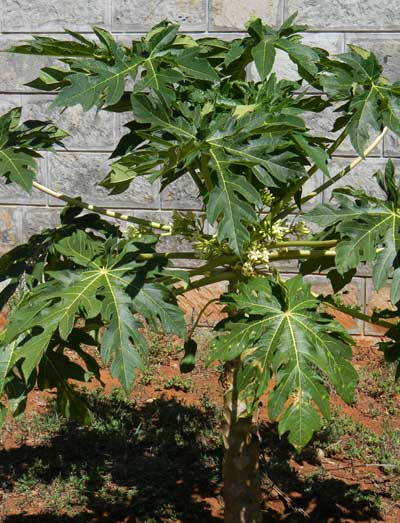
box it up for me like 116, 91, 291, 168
270, 220, 290, 241
292, 221, 310, 237
241, 261, 256, 277
257, 219, 310, 243
241, 219, 310, 276
248, 243, 270, 264
241, 241, 271, 276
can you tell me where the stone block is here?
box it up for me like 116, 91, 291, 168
209, 0, 281, 31
0, 208, 20, 254
20, 207, 60, 241
133, 209, 172, 226
21, 95, 117, 152
365, 279, 395, 335
0, 96, 22, 115
0, 36, 56, 93
112, 0, 206, 32
114, 112, 136, 147
304, 274, 365, 335
2, 1, 109, 32
285, 1, 400, 31
161, 174, 202, 210
48, 152, 159, 209
273, 258, 301, 274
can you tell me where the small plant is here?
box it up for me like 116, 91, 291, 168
1, 13, 400, 522
163, 376, 194, 393
46, 468, 90, 514
97, 474, 138, 506
140, 368, 155, 386
147, 331, 179, 364
359, 365, 400, 399
14, 461, 89, 513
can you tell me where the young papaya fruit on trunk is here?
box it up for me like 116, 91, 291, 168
179, 338, 197, 373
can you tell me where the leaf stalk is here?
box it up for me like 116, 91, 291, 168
31, 180, 173, 232
282, 126, 388, 217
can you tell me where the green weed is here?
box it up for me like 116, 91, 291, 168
163, 376, 194, 392
317, 408, 400, 474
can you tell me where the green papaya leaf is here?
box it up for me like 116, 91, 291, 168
0, 337, 19, 395
0, 107, 66, 191
208, 148, 260, 255
54, 56, 141, 110
307, 165, 400, 304
2, 230, 185, 393
347, 89, 381, 156
0, 403, 6, 429
252, 39, 276, 80
0, 148, 37, 191
209, 276, 357, 449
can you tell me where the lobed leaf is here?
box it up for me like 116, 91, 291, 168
307, 166, 400, 304
209, 276, 357, 449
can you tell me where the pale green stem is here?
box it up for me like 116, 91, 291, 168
181, 244, 337, 274
31, 180, 173, 232
267, 246, 383, 262
281, 126, 389, 218
267, 239, 338, 249
268, 248, 336, 261
177, 250, 339, 295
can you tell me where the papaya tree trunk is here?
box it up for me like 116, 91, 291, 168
222, 360, 262, 523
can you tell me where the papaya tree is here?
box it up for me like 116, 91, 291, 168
1, 13, 400, 522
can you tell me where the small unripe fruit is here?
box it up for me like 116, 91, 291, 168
179, 339, 197, 373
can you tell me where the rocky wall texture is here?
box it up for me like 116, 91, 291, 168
0, 1, 398, 333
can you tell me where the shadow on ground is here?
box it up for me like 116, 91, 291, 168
259, 424, 382, 522
0, 394, 383, 522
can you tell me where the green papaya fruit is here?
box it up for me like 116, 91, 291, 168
179, 338, 197, 374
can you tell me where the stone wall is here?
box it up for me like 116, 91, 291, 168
0, 1, 398, 333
